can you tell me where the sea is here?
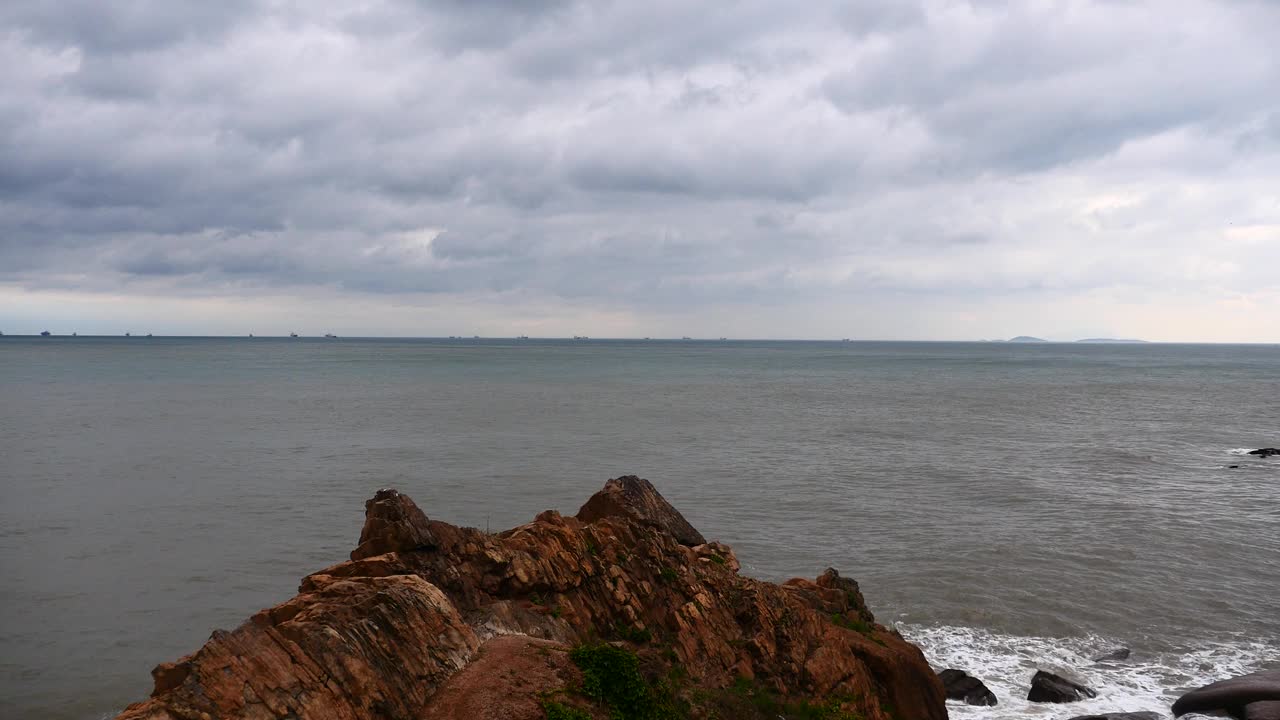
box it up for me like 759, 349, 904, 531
0, 337, 1276, 719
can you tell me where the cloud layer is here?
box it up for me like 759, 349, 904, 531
3, 0, 1278, 339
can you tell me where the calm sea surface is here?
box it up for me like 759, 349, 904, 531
1, 337, 1277, 719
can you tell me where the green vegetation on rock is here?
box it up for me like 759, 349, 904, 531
541, 698, 592, 720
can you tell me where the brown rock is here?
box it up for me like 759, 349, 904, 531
576, 474, 707, 546
116, 574, 481, 720
115, 477, 947, 720
350, 487, 436, 560
422, 636, 597, 720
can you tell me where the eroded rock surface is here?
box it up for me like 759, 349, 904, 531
576, 474, 707, 546
350, 487, 436, 560
115, 475, 946, 720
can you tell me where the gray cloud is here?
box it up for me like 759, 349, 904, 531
1, 0, 1278, 339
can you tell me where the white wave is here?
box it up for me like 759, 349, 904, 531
1228, 448, 1258, 455
899, 623, 1280, 720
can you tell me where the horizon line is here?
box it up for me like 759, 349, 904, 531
3, 334, 1279, 345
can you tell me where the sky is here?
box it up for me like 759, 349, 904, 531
2, 0, 1278, 341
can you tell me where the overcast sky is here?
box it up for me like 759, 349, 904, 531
2, 0, 1278, 340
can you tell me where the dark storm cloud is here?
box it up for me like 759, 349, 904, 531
2, 0, 1278, 326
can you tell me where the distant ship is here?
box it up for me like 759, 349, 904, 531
125, 332, 131, 337
681, 336, 691, 340
573, 335, 589, 340
40, 330, 51, 337
516, 335, 530, 340
324, 333, 337, 338
146, 333, 152, 338
249, 333, 254, 338
290, 332, 299, 338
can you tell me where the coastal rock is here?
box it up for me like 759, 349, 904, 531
1059, 707, 1162, 712
576, 474, 707, 546
350, 487, 437, 560
1247, 448, 1280, 457
1246, 702, 1280, 720
938, 668, 998, 706
114, 477, 946, 720
1094, 647, 1132, 662
1028, 670, 1098, 703
1067, 714, 1161, 720
116, 574, 482, 720
1172, 670, 1280, 718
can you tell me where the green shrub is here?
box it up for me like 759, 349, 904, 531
541, 698, 592, 720
570, 643, 658, 720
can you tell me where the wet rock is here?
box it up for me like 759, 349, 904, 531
350, 487, 437, 560
1245, 701, 1280, 720
1028, 670, 1098, 703
1094, 647, 1132, 662
1247, 448, 1280, 457
1172, 670, 1280, 718
1067, 714, 1161, 720
1059, 707, 1162, 712
115, 479, 948, 720
938, 668, 998, 706
576, 474, 706, 546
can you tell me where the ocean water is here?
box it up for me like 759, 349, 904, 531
0, 337, 1276, 719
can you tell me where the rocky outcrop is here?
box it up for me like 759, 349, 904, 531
1247, 448, 1279, 457
1172, 671, 1280, 720
115, 475, 946, 720
119, 575, 481, 719
576, 474, 707, 546
938, 668, 998, 706
1028, 670, 1098, 703
350, 488, 437, 560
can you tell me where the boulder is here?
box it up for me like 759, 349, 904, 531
1028, 670, 1098, 703
576, 474, 706, 546
1064, 707, 1157, 712
1247, 448, 1279, 457
351, 487, 437, 560
1173, 671, 1280, 718
938, 668, 998, 706
1067, 714, 1161, 720
1094, 647, 1132, 662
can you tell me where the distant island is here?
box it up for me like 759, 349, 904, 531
1000, 336, 1150, 343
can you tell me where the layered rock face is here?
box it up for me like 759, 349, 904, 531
115, 476, 947, 720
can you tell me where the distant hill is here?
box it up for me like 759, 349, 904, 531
1008, 336, 1047, 343
1075, 338, 1148, 344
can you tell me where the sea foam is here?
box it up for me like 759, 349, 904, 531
900, 622, 1280, 719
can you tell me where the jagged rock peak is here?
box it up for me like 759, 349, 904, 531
350, 487, 437, 560
576, 474, 707, 546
